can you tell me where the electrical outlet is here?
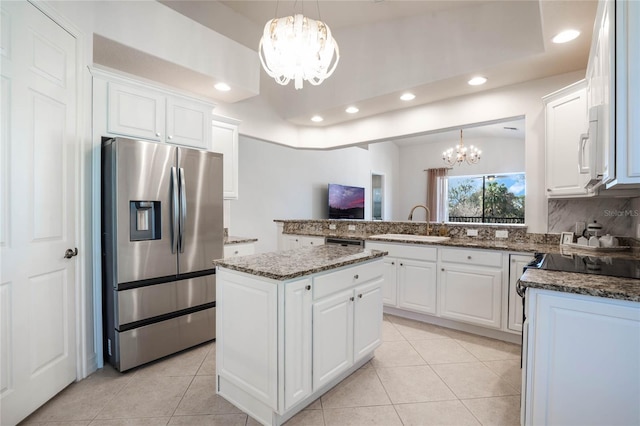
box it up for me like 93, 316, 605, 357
466, 229, 478, 237
348, 225, 356, 231
495, 230, 508, 239
329, 224, 336, 230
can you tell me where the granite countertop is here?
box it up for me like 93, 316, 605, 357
520, 268, 640, 302
214, 245, 387, 281
365, 235, 560, 254
224, 236, 258, 245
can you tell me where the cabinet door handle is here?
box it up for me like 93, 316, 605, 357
391, 261, 395, 265
354, 274, 359, 279
400, 263, 403, 267
234, 250, 239, 255
310, 242, 314, 245
441, 268, 445, 271
168, 135, 173, 140
305, 285, 311, 291
358, 294, 363, 299
467, 256, 472, 260
155, 132, 161, 137
350, 296, 355, 302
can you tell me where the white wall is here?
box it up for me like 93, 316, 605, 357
228, 137, 400, 253
396, 136, 525, 222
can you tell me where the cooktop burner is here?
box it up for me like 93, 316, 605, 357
530, 253, 640, 280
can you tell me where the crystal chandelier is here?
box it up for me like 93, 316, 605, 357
442, 130, 481, 166
259, 11, 340, 90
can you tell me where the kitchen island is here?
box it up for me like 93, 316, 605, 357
213, 245, 387, 426
518, 264, 640, 426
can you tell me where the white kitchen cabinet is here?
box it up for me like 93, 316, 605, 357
108, 82, 164, 142
397, 258, 438, 315
439, 248, 503, 329
283, 279, 312, 410
366, 241, 437, 315
281, 234, 325, 250
106, 80, 213, 150
223, 242, 256, 258
166, 96, 212, 150
522, 288, 640, 425
313, 277, 383, 391
543, 80, 593, 198
508, 254, 533, 332
216, 259, 383, 426
211, 115, 240, 199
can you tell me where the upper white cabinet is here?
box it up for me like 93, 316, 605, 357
543, 80, 593, 198
211, 115, 240, 199
585, 0, 640, 190
106, 81, 213, 150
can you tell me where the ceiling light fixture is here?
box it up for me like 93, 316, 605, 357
345, 106, 359, 114
400, 93, 415, 101
311, 115, 324, 122
468, 76, 487, 86
214, 82, 231, 92
443, 129, 481, 166
552, 29, 580, 44
259, 3, 340, 90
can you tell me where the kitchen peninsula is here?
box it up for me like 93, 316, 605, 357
213, 245, 387, 426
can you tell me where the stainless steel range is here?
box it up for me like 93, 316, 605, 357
102, 137, 223, 371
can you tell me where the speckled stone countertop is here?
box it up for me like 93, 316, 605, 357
214, 245, 387, 281
366, 236, 560, 254
520, 268, 640, 302
224, 236, 258, 245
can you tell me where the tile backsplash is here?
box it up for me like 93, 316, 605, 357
548, 197, 638, 237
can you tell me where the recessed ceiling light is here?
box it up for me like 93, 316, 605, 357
468, 76, 487, 86
345, 106, 359, 114
400, 93, 415, 101
311, 115, 324, 122
552, 29, 580, 44
214, 82, 231, 92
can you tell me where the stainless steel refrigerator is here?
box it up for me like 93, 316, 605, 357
102, 137, 223, 371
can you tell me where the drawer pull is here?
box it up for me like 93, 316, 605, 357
354, 274, 359, 280
350, 296, 355, 302
391, 261, 395, 265
310, 242, 314, 245
234, 250, 239, 255
441, 268, 445, 271
400, 263, 404, 267
305, 285, 311, 291
358, 294, 363, 298
467, 256, 472, 260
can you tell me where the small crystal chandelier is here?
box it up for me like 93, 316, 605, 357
259, 5, 340, 90
442, 130, 482, 166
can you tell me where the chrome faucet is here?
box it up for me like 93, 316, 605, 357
407, 204, 432, 235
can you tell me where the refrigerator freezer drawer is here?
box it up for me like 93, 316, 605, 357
117, 307, 215, 372
118, 275, 215, 326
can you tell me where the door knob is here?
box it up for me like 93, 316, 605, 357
64, 248, 78, 259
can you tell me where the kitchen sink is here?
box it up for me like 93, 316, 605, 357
367, 234, 450, 243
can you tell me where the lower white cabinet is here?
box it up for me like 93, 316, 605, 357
508, 254, 533, 332
439, 259, 502, 329
281, 234, 325, 250
223, 242, 256, 258
217, 259, 383, 426
397, 259, 437, 315
522, 289, 640, 425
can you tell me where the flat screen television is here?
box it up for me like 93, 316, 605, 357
328, 183, 365, 219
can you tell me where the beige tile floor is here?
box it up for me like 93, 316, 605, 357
21, 315, 522, 426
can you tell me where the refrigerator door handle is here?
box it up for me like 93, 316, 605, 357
179, 167, 187, 253
171, 167, 179, 254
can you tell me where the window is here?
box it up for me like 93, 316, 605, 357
446, 173, 525, 224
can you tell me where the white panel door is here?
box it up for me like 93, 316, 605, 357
0, 2, 78, 424
283, 279, 312, 410
398, 259, 438, 315
107, 81, 164, 141
312, 289, 353, 391
439, 264, 502, 329
166, 96, 212, 149
353, 279, 383, 363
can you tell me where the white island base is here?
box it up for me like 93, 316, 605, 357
215, 256, 384, 426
